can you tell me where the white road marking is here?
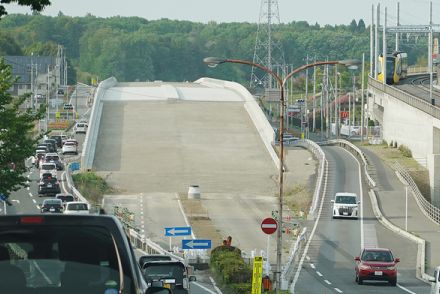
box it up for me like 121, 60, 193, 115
209, 276, 223, 294
335, 288, 343, 293
316, 271, 323, 277
324, 279, 331, 285
27, 186, 30, 190
32, 199, 36, 204
397, 284, 417, 294
32, 261, 52, 284
193, 282, 217, 294
310, 263, 315, 269
29, 193, 33, 197
306, 255, 310, 261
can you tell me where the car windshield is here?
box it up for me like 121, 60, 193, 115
42, 164, 56, 170
0, 225, 132, 293
335, 195, 357, 204
57, 196, 74, 202
68, 203, 88, 210
45, 155, 59, 161
362, 250, 393, 262
143, 264, 185, 284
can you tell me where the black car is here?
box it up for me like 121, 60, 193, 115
38, 176, 61, 196
40, 199, 63, 213
142, 261, 196, 294
44, 139, 58, 151
50, 135, 63, 148
0, 214, 148, 293
139, 255, 172, 269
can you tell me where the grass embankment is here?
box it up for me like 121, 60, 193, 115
360, 142, 430, 201
72, 171, 114, 205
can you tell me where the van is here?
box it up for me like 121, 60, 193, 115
74, 122, 88, 134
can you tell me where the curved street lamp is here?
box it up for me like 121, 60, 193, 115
203, 56, 360, 291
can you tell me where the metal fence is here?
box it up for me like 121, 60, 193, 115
393, 161, 440, 225
281, 227, 307, 289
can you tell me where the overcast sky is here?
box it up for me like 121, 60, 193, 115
4, 0, 439, 26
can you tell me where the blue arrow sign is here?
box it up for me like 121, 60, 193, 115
0, 194, 7, 201
164, 227, 192, 237
182, 239, 211, 250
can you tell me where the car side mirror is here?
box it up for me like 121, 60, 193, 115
429, 277, 436, 283
354, 256, 360, 261
394, 258, 400, 263
330, 200, 335, 203
189, 275, 197, 282
357, 201, 361, 204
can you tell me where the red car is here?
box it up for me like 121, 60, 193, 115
355, 248, 400, 286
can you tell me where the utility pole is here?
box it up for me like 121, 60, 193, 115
370, 4, 375, 78
334, 65, 338, 138
305, 54, 309, 138
361, 53, 366, 143
395, 2, 400, 51
352, 74, 356, 126
312, 58, 316, 133
382, 7, 387, 85
30, 53, 34, 109
46, 65, 50, 132
429, 1, 434, 105
375, 4, 380, 79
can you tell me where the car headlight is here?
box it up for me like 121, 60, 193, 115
359, 264, 371, 270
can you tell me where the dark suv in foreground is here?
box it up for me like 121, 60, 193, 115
38, 175, 61, 196
0, 215, 149, 293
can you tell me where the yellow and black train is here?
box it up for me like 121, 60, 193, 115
378, 51, 408, 84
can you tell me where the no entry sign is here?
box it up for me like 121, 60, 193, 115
261, 217, 278, 234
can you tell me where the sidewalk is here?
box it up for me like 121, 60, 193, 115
361, 147, 440, 275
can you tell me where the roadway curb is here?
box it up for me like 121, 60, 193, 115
368, 189, 431, 282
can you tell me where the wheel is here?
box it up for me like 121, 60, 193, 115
356, 273, 363, 285
389, 278, 397, 286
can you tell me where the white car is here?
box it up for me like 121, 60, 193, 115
39, 162, 57, 179
331, 192, 360, 219
430, 266, 440, 294
62, 141, 78, 155
63, 201, 90, 215
74, 122, 88, 134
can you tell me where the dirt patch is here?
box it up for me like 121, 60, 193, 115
359, 142, 430, 201
178, 193, 224, 248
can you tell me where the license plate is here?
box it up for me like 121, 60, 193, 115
374, 271, 383, 276
49, 208, 55, 212
343, 212, 348, 215
47, 184, 52, 188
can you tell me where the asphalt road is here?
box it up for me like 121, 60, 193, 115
293, 146, 430, 294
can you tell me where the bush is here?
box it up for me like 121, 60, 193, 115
210, 245, 252, 293
72, 171, 113, 204
398, 145, 412, 157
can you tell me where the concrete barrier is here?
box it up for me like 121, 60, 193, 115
195, 78, 279, 169
81, 77, 117, 171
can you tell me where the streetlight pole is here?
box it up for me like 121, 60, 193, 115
203, 57, 360, 291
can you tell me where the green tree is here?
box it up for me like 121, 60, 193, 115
0, 0, 51, 19
0, 58, 45, 200
0, 31, 22, 55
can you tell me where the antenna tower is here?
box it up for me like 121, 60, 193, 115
250, 0, 286, 89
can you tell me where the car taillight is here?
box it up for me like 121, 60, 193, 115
20, 216, 44, 224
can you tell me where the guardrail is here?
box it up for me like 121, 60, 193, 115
81, 77, 117, 171
369, 76, 440, 120
393, 161, 440, 225
293, 139, 327, 218
281, 227, 307, 289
